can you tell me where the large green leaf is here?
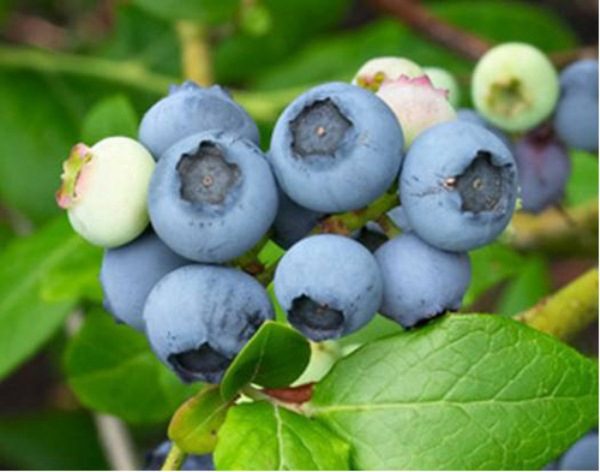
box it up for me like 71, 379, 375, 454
169, 385, 232, 454
220, 321, 310, 401
430, 0, 577, 52
0, 411, 107, 470
0, 217, 96, 380
64, 309, 199, 423
215, 401, 350, 470
81, 95, 138, 144
311, 314, 598, 470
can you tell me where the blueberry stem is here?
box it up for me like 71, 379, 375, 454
161, 442, 186, 471
516, 268, 598, 340
176, 21, 213, 86
0, 45, 306, 121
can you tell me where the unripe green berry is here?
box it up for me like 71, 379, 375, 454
472, 43, 559, 132
353, 57, 423, 92
424, 66, 461, 107
56, 137, 155, 248
377, 75, 456, 147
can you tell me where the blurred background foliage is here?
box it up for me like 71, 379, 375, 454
0, 0, 597, 469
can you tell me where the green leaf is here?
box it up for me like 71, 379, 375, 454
0, 72, 78, 222
215, 401, 350, 470
220, 321, 310, 401
430, 1, 577, 52
168, 385, 232, 454
64, 308, 199, 423
311, 314, 598, 470
81, 95, 138, 144
497, 256, 551, 316
463, 243, 524, 307
0, 411, 107, 470
0, 217, 95, 380
566, 151, 599, 206
132, 0, 239, 24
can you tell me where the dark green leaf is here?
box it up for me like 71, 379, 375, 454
81, 95, 138, 144
0, 72, 78, 222
566, 151, 598, 206
215, 401, 350, 470
0, 217, 94, 380
497, 256, 551, 316
132, 0, 239, 24
64, 308, 199, 423
0, 411, 107, 470
220, 321, 311, 401
168, 385, 231, 454
311, 314, 598, 470
463, 243, 524, 307
430, 1, 578, 52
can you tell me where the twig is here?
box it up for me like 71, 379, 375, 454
176, 21, 213, 86
161, 442, 186, 471
65, 312, 139, 471
368, 0, 491, 60
506, 200, 598, 258
516, 268, 598, 340
368, 0, 597, 67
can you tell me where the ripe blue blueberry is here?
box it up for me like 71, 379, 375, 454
456, 108, 512, 150
558, 431, 598, 471
269, 82, 404, 213
273, 190, 324, 249
374, 233, 471, 328
400, 121, 518, 252
554, 60, 599, 152
144, 265, 274, 384
514, 126, 571, 213
139, 82, 260, 159
274, 234, 383, 341
148, 132, 278, 263
145, 441, 214, 470
100, 231, 188, 331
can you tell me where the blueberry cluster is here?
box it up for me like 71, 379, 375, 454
56, 46, 597, 386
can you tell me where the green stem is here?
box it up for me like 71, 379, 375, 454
0, 45, 303, 121
161, 442, 186, 471
176, 21, 213, 86
516, 268, 599, 340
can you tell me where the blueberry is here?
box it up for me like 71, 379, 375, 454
100, 231, 188, 331
399, 121, 518, 252
554, 59, 599, 152
56, 138, 155, 248
139, 82, 260, 159
268, 82, 404, 213
148, 132, 278, 263
144, 265, 274, 384
144, 441, 214, 470
274, 235, 383, 341
472, 43, 559, 132
514, 126, 571, 213
386, 206, 412, 233
456, 108, 512, 150
558, 431, 598, 471
273, 190, 324, 249
374, 233, 471, 328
